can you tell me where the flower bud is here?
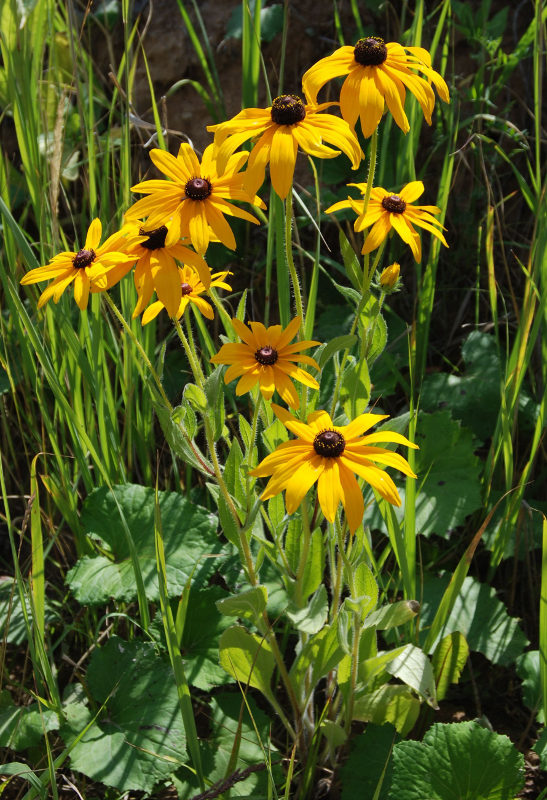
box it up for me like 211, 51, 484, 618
379, 262, 400, 290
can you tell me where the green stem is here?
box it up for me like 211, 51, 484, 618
285, 187, 305, 333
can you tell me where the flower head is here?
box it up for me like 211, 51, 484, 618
210, 316, 320, 409
20, 219, 136, 310
126, 143, 265, 255
302, 37, 450, 137
250, 405, 418, 533
141, 265, 231, 325
326, 180, 448, 262
207, 94, 363, 199
111, 218, 211, 318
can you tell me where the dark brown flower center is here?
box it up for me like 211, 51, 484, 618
185, 177, 212, 200
72, 248, 96, 269
254, 346, 278, 366
180, 282, 193, 296
354, 36, 388, 66
313, 429, 345, 458
382, 194, 407, 213
271, 95, 306, 125
139, 225, 168, 250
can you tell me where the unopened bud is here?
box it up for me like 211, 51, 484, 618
380, 262, 400, 290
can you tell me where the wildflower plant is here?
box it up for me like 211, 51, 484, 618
13, 14, 468, 798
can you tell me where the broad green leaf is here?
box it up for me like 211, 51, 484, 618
184, 382, 207, 413
203, 366, 226, 441
360, 295, 387, 366
216, 586, 268, 622
364, 600, 420, 630
351, 561, 378, 621
150, 587, 234, 691
340, 354, 371, 419
0, 693, 58, 751
290, 622, 345, 700
66, 484, 224, 603
61, 638, 187, 793
285, 525, 324, 600
316, 334, 358, 369
420, 574, 528, 666
353, 685, 420, 736
340, 724, 400, 800
389, 721, 525, 800
368, 412, 482, 538
385, 644, 438, 709
358, 647, 409, 688
0, 577, 55, 645
339, 228, 363, 291
286, 585, 328, 634
432, 632, 469, 702
219, 626, 276, 702
156, 403, 212, 474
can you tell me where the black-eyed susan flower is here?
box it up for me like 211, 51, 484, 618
326, 180, 448, 262
207, 95, 363, 200
20, 218, 136, 311
250, 404, 418, 534
210, 316, 320, 409
141, 265, 231, 326
126, 143, 265, 256
107, 218, 211, 318
302, 37, 450, 137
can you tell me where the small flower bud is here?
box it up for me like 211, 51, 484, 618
379, 262, 400, 291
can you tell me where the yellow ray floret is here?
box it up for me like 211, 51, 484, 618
207, 94, 363, 200
326, 180, 448, 263
141, 264, 231, 325
250, 404, 418, 534
20, 218, 136, 311
302, 37, 449, 137
126, 143, 265, 256
210, 316, 320, 409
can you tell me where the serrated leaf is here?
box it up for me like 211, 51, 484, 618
66, 484, 224, 603
420, 574, 528, 666
61, 638, 187, 793
219, 626, 276, 702
432, 632, 469, 702
389, 721, 525, 800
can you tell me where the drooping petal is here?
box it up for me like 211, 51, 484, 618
361, 214, 392, 254
317, 459, 343, 522
338, 463, 365, 534
284, 455, 324, 514
269, 126, 298, 199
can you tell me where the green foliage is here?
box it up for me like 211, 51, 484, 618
389, 722, 525, 800
420, 575, 528, 665
340, 724, 399, 800
61, 637, 187, 793
0, 692, 58, 751
66, 484, 224, 603
219, 625, 276, 702
432, 632, 470, 702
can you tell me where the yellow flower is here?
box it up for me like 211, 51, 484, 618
250, 405, 418, 534
141, 265, 231, 325
126, 143, 265, 255
302, 37, 450, 137
379, 262, 400, 290
20, 218, 136, 310
326, 180, 448, 263
210, 316, 320, 409
207, 94, 363, 200
109, 218, 211, 318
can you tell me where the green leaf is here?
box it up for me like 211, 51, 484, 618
184, 382, 207, 413
61, 637, 187, 793
420, 574, 528, 666
219, 625, 276, 702
432, 632, 470, 702
0, 693, 58, 751
66, 484, 224, 603
216, 586, 268, 622
340, 724, 399, 800
316, 334, 358, 369
389, 721, 525, 800
516, 650, 543, 722
360, 295, 387, 366
156, 403, 212, 474
339, 229, 363, 291
286, 585, 328, 634
0, 577, 55, 645
369, 411, 482, 538
226, 1, 283, 43
385, 644, 438, 709
203, 366, 226, 441
340, 355, 371, 419
364, 600, 419, 630
353, 686, 420, 736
